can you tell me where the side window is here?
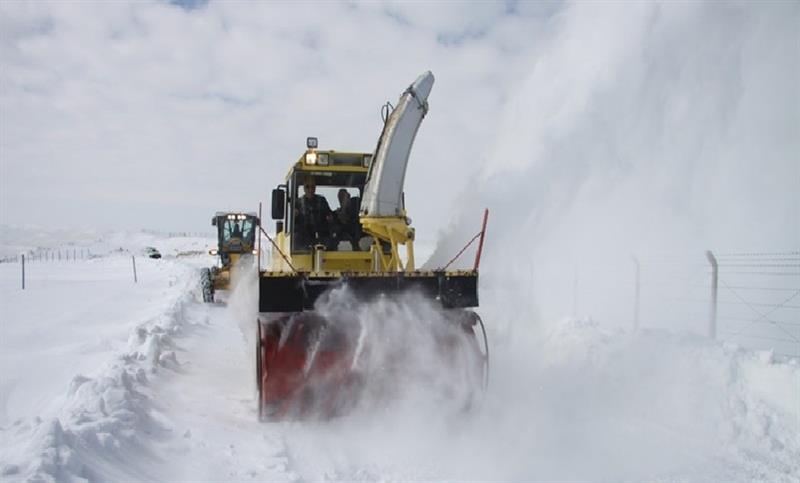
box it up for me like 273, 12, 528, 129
242, 218, 254, 241
222, 220, 233, 242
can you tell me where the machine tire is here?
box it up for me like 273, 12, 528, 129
256, 320, 265, 421
200, 268, 214, 303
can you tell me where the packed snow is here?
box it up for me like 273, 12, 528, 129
0, 228, 797, 482
1, 2, 798, 480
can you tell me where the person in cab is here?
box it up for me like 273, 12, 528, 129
294, 177, 333, 249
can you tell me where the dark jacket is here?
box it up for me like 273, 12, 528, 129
295, 194, 332, 242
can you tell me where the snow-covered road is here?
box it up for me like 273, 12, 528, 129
148, 300, 297, 483
1, 234, 798, 482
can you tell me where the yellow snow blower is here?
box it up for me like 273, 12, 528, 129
255, 72, 489, 419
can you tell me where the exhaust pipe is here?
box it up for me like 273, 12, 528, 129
313, 244, 325, 272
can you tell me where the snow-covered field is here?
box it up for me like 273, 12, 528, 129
1, 229, 798, 482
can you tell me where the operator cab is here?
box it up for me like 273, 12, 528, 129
290, 171, 366, 252
211, 212, 259, 266
271, 137, 373, 254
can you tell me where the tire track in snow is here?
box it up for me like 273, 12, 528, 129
146, 299, 299, 482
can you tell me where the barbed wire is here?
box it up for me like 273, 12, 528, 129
719, 264, 800, 268
715, 251, 800, 257
716, 271, 800, 276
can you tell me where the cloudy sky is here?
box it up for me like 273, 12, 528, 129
1, 0, 557, 237
1, 0, 798, 264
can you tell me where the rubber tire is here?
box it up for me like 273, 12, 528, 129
256, 320, 264, 421
200, 268, 214, 303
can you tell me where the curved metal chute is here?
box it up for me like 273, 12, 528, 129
360, 71, 435, 217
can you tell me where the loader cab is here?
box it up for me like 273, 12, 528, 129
211, 212, 259, 267
289, 173, 365, 252
274, 150, 372, 254
268, 143, 375, 272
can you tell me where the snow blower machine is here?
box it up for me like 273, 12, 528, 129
201, 212, 259, 303
256, 71, 489, 419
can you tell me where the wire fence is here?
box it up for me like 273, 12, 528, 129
0, 248, 96, 264
565, 250, 799, 358
713, 251, 800, 355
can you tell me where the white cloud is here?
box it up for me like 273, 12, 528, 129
1, 0, 544, 236
424, 0, 799, 326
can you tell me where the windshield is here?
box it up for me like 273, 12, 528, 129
291, 172, 365, 252
222, 217, 255, 245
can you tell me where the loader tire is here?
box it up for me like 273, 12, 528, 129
200, 268, 214, 303
256, 320, 265, 421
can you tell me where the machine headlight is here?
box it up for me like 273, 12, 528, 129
317, 153, 329, 166
305, 152, 317, 165
209, 249, 218, 255
363, 154, 373, 167
252, 249, 258, 255
306, 137, 318, 149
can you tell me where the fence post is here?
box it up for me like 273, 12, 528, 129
632, 256, 640, 332
21, 254, 25, 290
131, 255, 138, 283
705, 250, 718, 339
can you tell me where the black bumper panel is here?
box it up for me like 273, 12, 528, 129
259, 272, 479, 312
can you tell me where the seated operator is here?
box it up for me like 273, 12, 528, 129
294, 177, 333, 249
333, 189, 362, 249
231, 221, 243, 238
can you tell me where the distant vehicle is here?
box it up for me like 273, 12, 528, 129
144, 247, 162, 259
201, 212, 259, 303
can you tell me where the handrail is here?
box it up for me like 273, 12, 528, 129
258, 225, 298, 273
473, 208, 489, 271
440, 208, 490, 272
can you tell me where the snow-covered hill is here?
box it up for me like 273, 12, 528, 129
1, 229, 798, 482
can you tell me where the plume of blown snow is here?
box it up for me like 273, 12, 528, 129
426, 1, 799, 331
313, 288, 483, 416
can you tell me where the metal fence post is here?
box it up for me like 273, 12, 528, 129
21, 254, 25, 290
705, 250, 718, 339
632, 256, 640, 332
131, 255, 138, 283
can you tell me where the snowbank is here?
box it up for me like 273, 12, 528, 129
1, 267, 201, 482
